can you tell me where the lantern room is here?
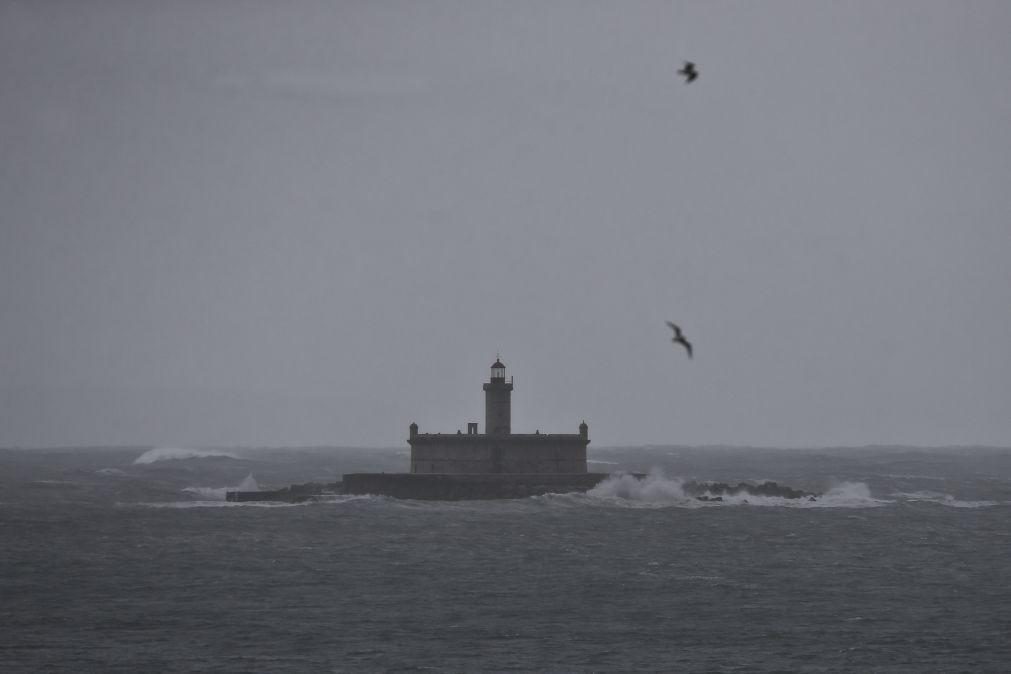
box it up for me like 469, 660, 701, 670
490, 358, 506, 381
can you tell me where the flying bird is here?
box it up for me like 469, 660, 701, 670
677, 61, 698, 83
665, 321, 693, 358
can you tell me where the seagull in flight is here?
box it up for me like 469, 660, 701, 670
665, 321, 693, 358
677, 61, 698, 83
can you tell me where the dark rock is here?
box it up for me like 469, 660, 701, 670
682, 480, 817, 500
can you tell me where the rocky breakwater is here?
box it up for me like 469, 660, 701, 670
685, 480, 818, 502
225, 481, 341, 502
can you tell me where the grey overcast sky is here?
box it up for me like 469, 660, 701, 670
2, 1, 1009, 448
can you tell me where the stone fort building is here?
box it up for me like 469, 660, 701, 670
409, 359, 589, 474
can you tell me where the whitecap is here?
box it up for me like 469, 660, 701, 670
133, 447, 240, 464
892, 491, 1001, 508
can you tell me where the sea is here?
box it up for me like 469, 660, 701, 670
2, 445, 1010, 673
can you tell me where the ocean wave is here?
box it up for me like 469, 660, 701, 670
585, 471, 695, 507
134, 500, 312, 509
811, 482, 892, 508
132, 494, 377, 509
891, 491, 1002, 508
572, 472, 887, 509
182, 473, 259, 501
133, 447, 240, 465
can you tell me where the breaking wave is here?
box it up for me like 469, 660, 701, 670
133, 447, 240, 464
587, 471, 694, 506
182, 473, 259, 501
814, 482, 892, 508
578, 471, 886, 508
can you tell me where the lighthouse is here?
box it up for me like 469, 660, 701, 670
482, 358, 513, 435
406, 358, 588, 475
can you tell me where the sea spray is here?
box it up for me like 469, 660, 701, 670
588, 470, 692, 504
182, 473, 259, 501
585, 471, 885, 508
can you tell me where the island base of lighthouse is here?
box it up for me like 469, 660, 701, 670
341, 472, 613, 500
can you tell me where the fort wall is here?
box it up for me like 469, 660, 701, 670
406, 358, 590, 477
409, 433, 587, 474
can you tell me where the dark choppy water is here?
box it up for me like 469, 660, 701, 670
3, 445, 1010, 672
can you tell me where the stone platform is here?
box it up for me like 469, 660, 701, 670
341, 472, 611, 500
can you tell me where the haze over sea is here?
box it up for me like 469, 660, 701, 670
3, 445, 1010, 672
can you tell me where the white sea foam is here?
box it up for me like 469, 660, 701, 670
895, 490, 947, 501
809, 481, 891, 508
586, 470, 694, 507
95, 467, 127, 477
182, 473, 259, 501
133, 447, 240, 464
941, 499, 1002, 509
581, 471, 887, 508
892, 491, 1002, 508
